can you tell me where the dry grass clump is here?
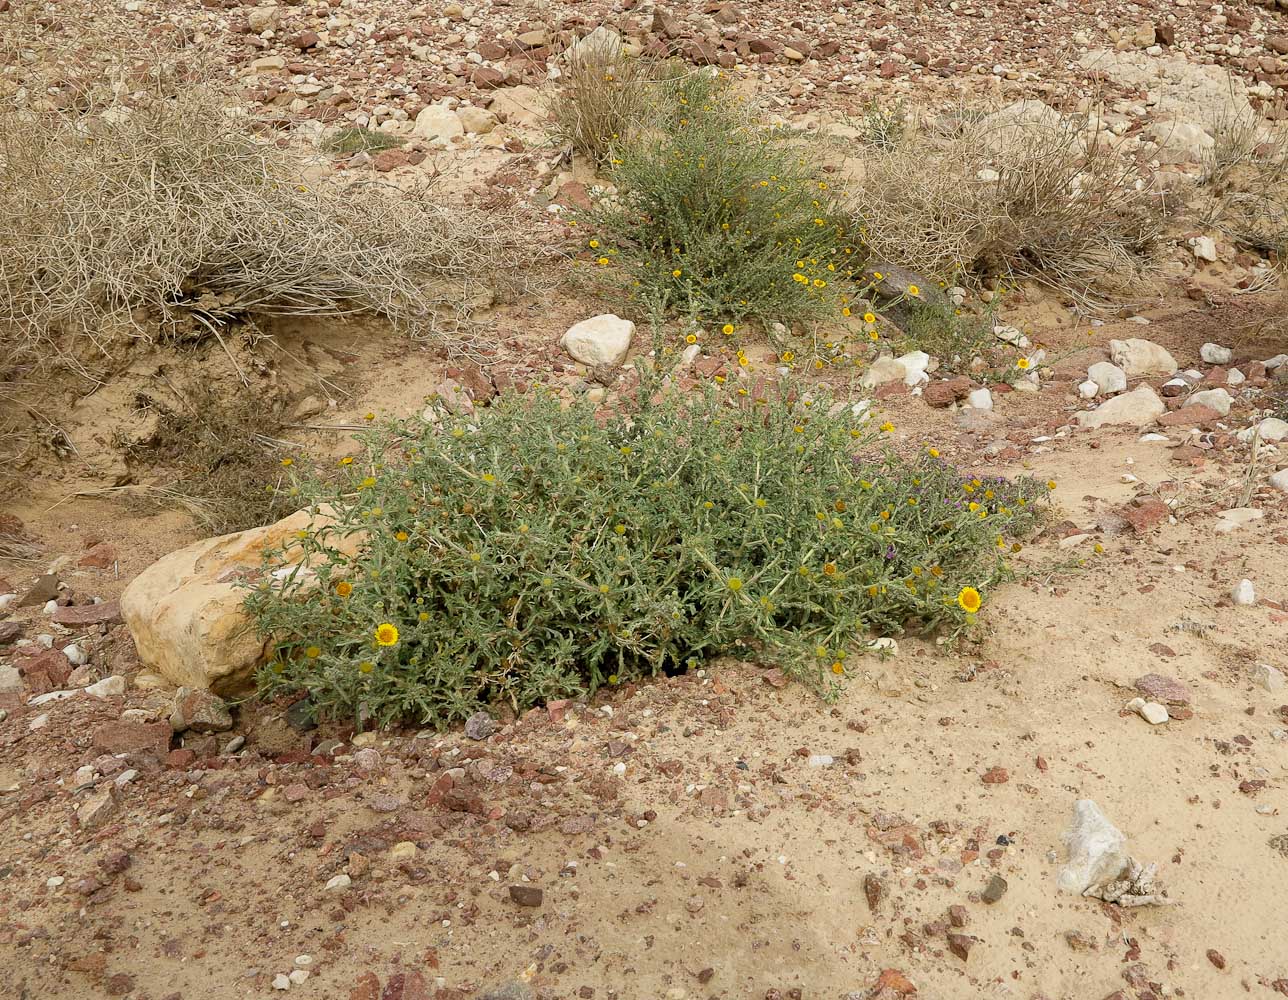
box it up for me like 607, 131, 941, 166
123, 384, 296, 536
1198, 109, 1288, 257
851, 110, 1161, 303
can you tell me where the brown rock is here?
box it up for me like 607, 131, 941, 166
79, 543, 118, 569
17, 574, 60, 608
1134, 673, 1193, 706
1207, 948, 1226, 970
946, 932, 974, 961
1118, 499, 1169, 534
873, 968, 917, 995
17, 649, 72, 693
78, 785, 119, 830
380, 970, 429, 1000
981, 766, 1009, 784
948, 904, 968, 928
924, 376, 973, 408
472, 67, 505, 90
508, 884, 543, 907
54, 601, 123, 627
1158, 405, 1220, 427
1270, 35, 1288, 55
92, 721, 171, 756
980, 874, 1008, 903
105, 974, 135, 996
864, 873, 885, 913
372, 149, 409, 172
350, 972, 381, 1000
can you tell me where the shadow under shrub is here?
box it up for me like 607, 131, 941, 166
248, 383, 1050, 728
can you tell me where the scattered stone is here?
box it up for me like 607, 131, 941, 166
864, 873, 885, 913
1200, 342, 1232, 364
413, 104, 465, 143
860, 356, 907, 389
1191, 237, 1218, 263
1128, 698, 1170, 725
561, 315, 634, 367
1271, 469, 1288, 494
86, 675, 126, 699
1188, 387, 1232, 416
1231, 579, 1257, 606
1135, 673, 1192, 706
1108, 339, 1178, 377
1087, 362, 1127, 395
1058, 799, 1129, 895
1253, 664, 1284, 692
1254, 417, 1288, 442
273, 973, 292, 990
807, 754, 834, 767
77, 785, 119, 830
1207, 949, 1226, 970
17, 574, 59, 608
1074, 385, 1165, 429
325, 873, 352, 891
872, 969, 917, 996
92, 720, 171, 756
965, 387, 993, 410
464, 711, 497, 741
981, 766, 1009, 784
946, 932, 974, 961
170, 687, 234, 733
508, 884, 544, 907
53, 601, 123, 628
1214, 507, 1264, 533
981, 874, 1008, 904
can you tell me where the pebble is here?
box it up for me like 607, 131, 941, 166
464, 710, 497, 740
1200, 342, 1232, 364
1253, 664, 1284, 692
1231, 579, 1256, 606
273, 973, 292, 990
324, 873, 352, 891
289, 970, 310, 985
508, 884, 543, 907
966, 387, 993, 410
223, 735, 246, 754
1128, 698, 1170, 725
807, 754, 835, 767
47, 875, 65, 888
981, 874, 1008, 903
1191, 236, 1218, 262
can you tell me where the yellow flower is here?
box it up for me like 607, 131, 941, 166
863, 312, 876, 324
874, 271, 884, 280
822, 562, 837, 577
722, 323, 735, 335
481, 472, 495, 483
358, 661, 375, 674
928, 447, 940, 458
339, 456, 354, 466
395, 531, 408, 542
281, 458, 294, 467
589, 239, 600, 249
842, 307, 852, 317
335, 581, 352, 597
364, 412, 375, 422
755, 497, 767, 508
375, 623, 399, 647
956, 587, 982, 614
880, 421, 895, 433
614, 523, 626, 535
419, 611, 429, 621
780, 350, 795, 363
907, 284, 920, 297
598, 584, 610, 594
726, 577, 743, 592
1016, 358, 1030, 370
685, 333, 697, 344
597, 256, 610, 266
1047, 479, 1057, 490
304, 646, 321, 659
672, 269, 683, 277
359, 476, 376, 489
868, 330, 879, 342
831, 661, 845, 675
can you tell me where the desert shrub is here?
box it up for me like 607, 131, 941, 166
322, 127, 407, 156
854, 97, 908, 150
123, 384, 295, 535
1198, 111, 1288, 256
247, 381, 1051, 728
585, 90, 859, 329
892, 297, 999, 376
547, 51, 723, 168
852, 110, 1160, 303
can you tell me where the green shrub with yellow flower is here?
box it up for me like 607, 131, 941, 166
247, 381, 1051, 729
580, 70, 860, 331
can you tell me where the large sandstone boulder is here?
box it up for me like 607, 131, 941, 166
1074, 385, 1165, 429
121, 507, 362, 693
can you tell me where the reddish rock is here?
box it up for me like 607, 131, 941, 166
78, 543, 118, 569
294, 30, 320, 49
1135, 673, 1193, 706
946, 932, 974, 961
477, 40, 507, 61
556, 180, 592, 211
380, 970, 429, 1000
105, 974, 135, 996
471, 67, 505, 90
350, 973, 381, 1000
372, 149, 409, 172
924, 376, 973, 408
1207, 948, 1226, 970
508, 884, 543, 907
92, 721, 171, 756
165, 748, 197, 769
873, 968, 918, 995
53, 601, 123, 628
17, 649, 72, 693
1118, 499, 1169, 534
980, 766, 1009, 784
864, 873, 885, 913
1158, 405, 1220, 427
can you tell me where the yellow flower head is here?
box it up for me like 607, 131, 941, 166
863, 312, 876, 324
956, 587, 982, 614
281, 458, 294, 467
907, 284, 920, 297
358, 660, 375, 674
335, 581, 353, 597
375, 623, 400, 647
304, 645, 321, 659
880, 421, 895, 433
726, 577, 743, 592
589, 239, 600, 249
685, 333, 697, 345
722, 323, 735, 336
1016, 358, 1030, 370
340, 456, 354, 466
780, 350, 795, 363
672, 269, 683, 278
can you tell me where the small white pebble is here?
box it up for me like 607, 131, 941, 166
272, 972, 292, 990
289, 969, 310, 985
46, 876, 65, 888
